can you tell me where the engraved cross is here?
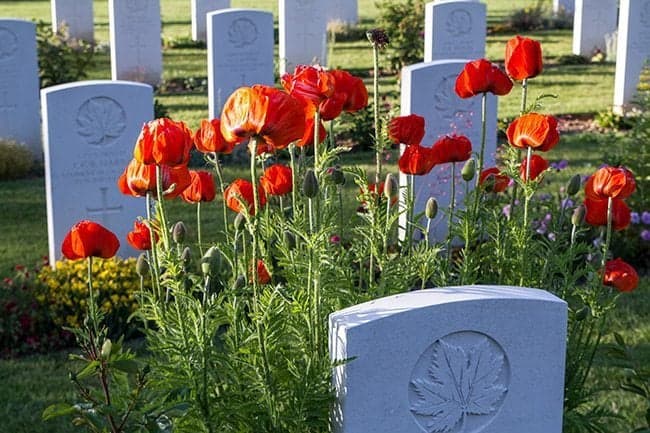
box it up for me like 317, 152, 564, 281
86, 187, 123, 224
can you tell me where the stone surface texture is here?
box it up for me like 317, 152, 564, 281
424, 0, 486, 62
278, 0, 328, 74
572, 0, 618, 57
51, 0, 94, 41
191, 0, 229, 42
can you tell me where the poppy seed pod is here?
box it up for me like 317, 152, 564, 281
366, 28, 389, 48
136, 253, 149, 277
172, 221, 187, 244
201, 246, 222, 276
303, 169, 319, 198
384, 173, 398, 200
567, 174, 582, 197
425, 197, 438, 220
571, 205, 585, 226
462, 159, 476, 182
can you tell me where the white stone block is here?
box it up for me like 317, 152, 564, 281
191, 0, 229, 42
572, 0, 618, 57
425, 1, 486, 62
51, 0, 94, 42
279, 0, 328, 74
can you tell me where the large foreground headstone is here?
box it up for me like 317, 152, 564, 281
279, 0, 328, 74
330, 285, 568, 433
327, 0, 358, 25
108, 0, 162, 85
208, 9, 274, 118
0, 19, 41, 159
42, 81, 153, 264
399, 60, 498, 242
191, 0, 229, 42
614, 0, 650, 113
51, 0, 94, 41
572, 0, 618, 57
424, 0, 486, 62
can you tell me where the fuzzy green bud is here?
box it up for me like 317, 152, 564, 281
283, 230, 296, 250
425, 197, 438, 220
461, 159, 476, 182
572, 205, 585, 226
384, 173, 398, 200
181, 247, 192, 268
566, 174, 581, 197
329, 167, 345, 185
201, 246, 221, 276
233, 274, 246, 290
101, 339, 112, 360
136, 253, 149, 277
575, 306, 590, 321
172, 221, 187, 244
303, 169, 319, 198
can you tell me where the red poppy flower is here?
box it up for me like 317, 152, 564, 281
455, 59, 513, 98
519, 154, 549, 181
126, 220, 158, 251
603, 258, 639, 292
133, 118, 194, 166
224, 178, 267, 215
281, 65, 336, 112
506, 113, 560, 152
297, 110, 328, 147
118, 159, 191, 199
181, 170, 216, 203
194, 118, 234, 154
505, 35, 543, 81
249, 259, 271, 285
62, 220, 120, 260
319, 69, 368, 120
584, 166, 636, 200
260, 164, 293, 196
220, 85, 306, 150
430, 134, 472, 164
479, 167, 510, 193
388, 114, 425, 146
584, 197, 631, 231
398, 143, 437, 176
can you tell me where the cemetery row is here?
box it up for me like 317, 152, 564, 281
1, 0, 649, 266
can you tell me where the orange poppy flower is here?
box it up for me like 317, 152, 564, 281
584, 166, 636, 200
388, 114, 425, 146
297, 110, 328, 147
126, 220, 158, 251
249, 259, 271, 285
430, 134, 472, 164
519, 154, 549, 181
181, 170, 216, 203
133, 118, 194, 166
118, 159, 191, 199
505, 35, 543, 81
260, 164, 293, 196
398, 143, 437, 176
220, 85, 306, 151
224, 178, 267, 215
479, 167, 510, 193
62, 220, 120, 260
506, 113, 559, 152
319, 69, 368, 120
281, 64, 336, 112
584, 197, 631, 231
603, 258, 638, 292
194, 118, 234, 154
455, 59, 513, 98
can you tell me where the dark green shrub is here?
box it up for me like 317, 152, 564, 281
0, 139, 34, 180
508, 2, 546, 31
375, 0, 425, 73
36, 20, 95, 88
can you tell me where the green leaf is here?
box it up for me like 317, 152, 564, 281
76, 360, 100, 379
111, 359, 140, 374
42, 403, 77, 420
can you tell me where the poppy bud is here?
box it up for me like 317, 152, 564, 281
233, 274, 246, 290
234, 212, 245, 231
366, 28, 389, 48
462, 158, 476, 182
201, 246, 222, 276
572, 205, 585, 226
425, 197, 438, 220
172, 221, 187, 244
101, 339, 112, 360
303, 169, 319, 198
330, 167, 345, 185
181, 246, 192, 268
283, 230, 296, 250
384, 173, 398, 200
575, 306, 590, 321
567, 174, 582, 197
136, 253, 149, 277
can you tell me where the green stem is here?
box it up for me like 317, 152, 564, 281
145, 192, 161, 301
384, 194, 391, 254
523, 146, 533, 229
338, 186, 344, 240
447, 163, 457, 265
308, 198, 315, 234
373, 43, 381, 186
289, 144, 298, 220
196, 202, 203, 256
86, 257, 99, 338
475, 93, 488, 190
602, 197, 613, 269
211, 155, 229, 239
407, 174, 414, 252
314, 110, 321, 171
155, 165, 170, 250
510, 78, 529, 219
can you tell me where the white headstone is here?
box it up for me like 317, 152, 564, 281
572, 0, 618, 57
41, 81, 153, 263
191, 0, 229, 42
424, 1, 486, 62
330, 285, 568, 433
0, 19, 41, 159
554, 0, 575, 15
614, 0, 650, 113
399, 60, 498, 242
327, 0, 358, 25
108, 0, 163, 85
208, 9, 275, 118
51, 0, 94, 42
279, 0, 328, 74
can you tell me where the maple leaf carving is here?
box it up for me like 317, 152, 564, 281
76, 97, 127, 146
410, 337, 507, 433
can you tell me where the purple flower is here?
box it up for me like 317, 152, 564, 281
561, 198, 574, 209
631, 212, 640, 224
538, 193, 552, 202
641, 230, 650, 242
502, 204, 511, 218
642, 211, 650, 225
551, 159, 569, 170
330, 235, 341, 244
548, 232, 556, 241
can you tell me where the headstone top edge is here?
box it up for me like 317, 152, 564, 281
0, 18, 36, 26
402, 59, 475, 74
208, 8, 273, 17
330, 285, 566, 327
41, 80, 154, 96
